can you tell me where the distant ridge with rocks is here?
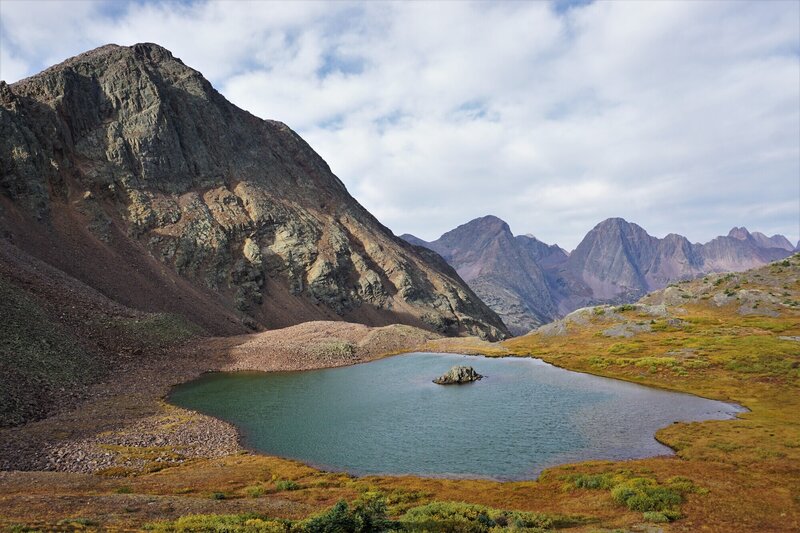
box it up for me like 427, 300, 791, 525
403, 216, 795, 335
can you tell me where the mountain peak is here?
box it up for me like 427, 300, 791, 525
11, 43, 187, 89
437, 215, 511, 244
585, 218, 653, 244
129, 42, 180, 63
469, 215, 511, 232
750, 231, 795, 251
1, 42, 509, 342
594, 217, 635, 230
728, 227, 752, 240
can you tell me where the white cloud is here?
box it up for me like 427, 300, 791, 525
1, 0, 797, 249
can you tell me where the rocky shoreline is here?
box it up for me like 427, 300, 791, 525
0, 321, 462, 474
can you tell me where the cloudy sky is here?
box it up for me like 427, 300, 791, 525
1, 0, 798, 249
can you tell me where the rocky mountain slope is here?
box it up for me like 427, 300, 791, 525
0, 43, 507, 339
0, 43, 509, 426
403, 216, 566, 334
405, 217, 794, 334
747, 230, 796, 251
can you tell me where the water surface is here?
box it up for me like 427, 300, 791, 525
170, 353, 742, 480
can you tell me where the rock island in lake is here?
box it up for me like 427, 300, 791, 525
433, 365, 483, 385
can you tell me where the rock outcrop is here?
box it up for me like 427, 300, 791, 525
401, 216, 565, 335
433, 365, 483, 384
0, 43, 509, 341
405, 217, 794, 335
749, 231, 796, 252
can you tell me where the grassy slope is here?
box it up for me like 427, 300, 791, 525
1, 257, 798, 532
0, 276, 98, 426
501, 255, 800, 531
0, 269, 203, 427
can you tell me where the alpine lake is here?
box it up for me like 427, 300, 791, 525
169, 352, 743, 481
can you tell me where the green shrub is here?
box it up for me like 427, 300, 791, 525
245, 485, 265, 498
304, 494, 392, 533
275, 479, 300, 491
304, 501, 357, 533
210, 492, 227, 500
382, 489, 430, 510
610, 478, 682, 512
570, 473, 615, 490
642, 511, 670, 523
642, 509, 681, 523
116, 313, 203, 348
146, 513, 287, 532
0, 278, 99, 426
402, 501, 560, 531
666, 476, 706, 495
352, 493, 392, 532
568, 472, 693, 521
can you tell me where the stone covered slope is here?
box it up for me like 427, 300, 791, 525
532, 253, 800, 340
0, 43, 508, 340
0, 237, 202, 427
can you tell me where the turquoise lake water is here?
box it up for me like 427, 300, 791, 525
169, 352, 743, 480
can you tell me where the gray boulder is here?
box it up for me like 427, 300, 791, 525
433, 365, 483, 385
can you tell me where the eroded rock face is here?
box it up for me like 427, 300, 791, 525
402, 216, 566, 336
405, 217, 794, 336
0, 43, 509, 340
433, 365, 483, 384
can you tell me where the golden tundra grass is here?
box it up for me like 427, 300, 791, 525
1, 258, 798, 531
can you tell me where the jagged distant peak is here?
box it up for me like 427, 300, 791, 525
586, 217, 653, 239
411, 214, 794, 336
728, 226, 752, 240
460, 215, 511, 233
750, 231, 795, 251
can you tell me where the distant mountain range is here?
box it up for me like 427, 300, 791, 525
402, 216, 797, 335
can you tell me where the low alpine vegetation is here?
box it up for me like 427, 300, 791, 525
146, 494, 584, 532
275, 479, 301, 491
565, 471, 703, 523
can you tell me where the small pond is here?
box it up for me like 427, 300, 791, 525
169, 353, 743, 480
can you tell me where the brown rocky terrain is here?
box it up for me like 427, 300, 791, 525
405, 217, 794, 334
219, 321, 439, 372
